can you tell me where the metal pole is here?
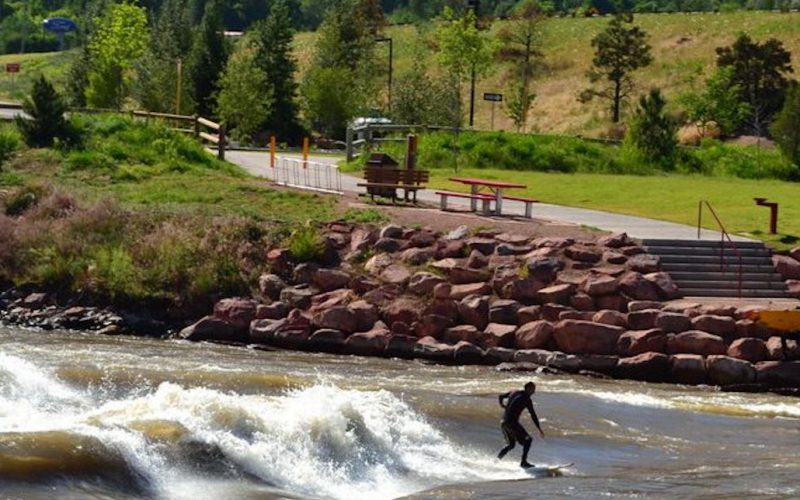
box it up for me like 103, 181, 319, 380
469, 67, 476, 128
388, 38, 393, 113
176, 59, 183, 115
491, 101, 495, 130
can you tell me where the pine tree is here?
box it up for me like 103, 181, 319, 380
252, 0, 305, 144
186, 0, 228, 117
16, 76, 70, 148
626, 88, 677, 167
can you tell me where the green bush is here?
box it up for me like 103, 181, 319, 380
3, 184, 49, 216
287, 225, 324, 263
0, 127, 21, 170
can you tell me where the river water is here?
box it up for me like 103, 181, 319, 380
1, 325, 798, 499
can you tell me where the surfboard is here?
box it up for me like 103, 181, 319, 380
524, 463, 574, 477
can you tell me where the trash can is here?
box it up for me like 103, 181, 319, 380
366, 153, 399, 199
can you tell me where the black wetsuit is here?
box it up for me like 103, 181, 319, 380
497, 390, 541, 466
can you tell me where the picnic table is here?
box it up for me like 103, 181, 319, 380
437, 177, 538, 217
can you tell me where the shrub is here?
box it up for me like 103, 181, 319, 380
769, 83, 800, 168
287, 224, 324, 263
0, 126, 20, 170
3, 184, 50, 216
15, 75, 72, 148
625, 89, 678, 168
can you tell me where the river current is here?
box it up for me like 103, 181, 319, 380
0, 325, 798, 499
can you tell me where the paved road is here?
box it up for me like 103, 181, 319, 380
228, 150, 753, 242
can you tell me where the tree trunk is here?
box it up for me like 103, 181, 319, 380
612, 78, 621, 123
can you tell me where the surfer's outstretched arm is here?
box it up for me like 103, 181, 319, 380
527, 401, 545, 437
498, 392, 510, 408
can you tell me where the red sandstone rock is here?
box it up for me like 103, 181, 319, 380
706, 355, 756, 386
515, 320, 554, 349
258, 273, 287, 300
765, 336, 800, 361
644, 272, 681, 300
406, 272, 444, 296
553, 319, 624, 355
595, 294, 628, 312
603, 251, 627, 264
180, 316, 242, 342
536, 284, 575, 305
443, 324, 481, 345
582, 274, 619, 296
433, 282, 452, 300
668, 331, 726, 356
213, 298, 257, 330
381, 297, 424, 326
786, 280, 800, 299
410, 231, 437, 248
425, 299, 459, 323
617, 352, 671, 382
313, 305, 357, 333
671, 354, 708, 385
453, 341, 485, 364
309, 289, 353, 313
466, 237, 497, 255
363, 284, 402, 307
401, 247, 437, 265
414, 336, 455, 362
691, 314, 736, 337
532, 237, 573, 248
280, 285, 317, 310
598, 232, 633, 248
626, 254, 661, 274
450, 282, 492, 300
457, 295, 490, 330
380, 264, 412, 286
627, 309, 660, 330
350, 228, 376, 252
592, 310, 628, 328
618, 329, 667, 357
256, 302, 289, 320
628, 300, 663, 312
436, 240, 466, 259
727, 337, 769, 363
655, 312, 693, 334
489, 300, 521, 325
565, 245, 602, 263
541, 303, 572, 321
483, 323, 517, 348
348, 300, 379, 332
502, 278, 545, 301
449, 266, 491, 285
526, 257, 561, 283
346, 329, 389, 356
413, 314, 453, 339
467, 250, 489, 269
700, 305, 737, 317
560, 310, 594, 321
308, 329, 346, 352
312, 268, 351, 292
619, 272, 661, 301
267, 248, 292, 276
386, 334, 417, 358
513, 349, 551, 365
570, 293, 595, 311
790, 247, 800, 262
518, 305, 542, 324
772, 254, 800, 279
620, 245, 646, 257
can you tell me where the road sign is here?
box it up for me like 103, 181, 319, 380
43, 17, 78, 34
6, 63, 20, 73
483, 93, 503, 102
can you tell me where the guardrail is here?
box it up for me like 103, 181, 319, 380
0, 103, 226, 160
698, 200, 743, 298
273, 156, 343, 195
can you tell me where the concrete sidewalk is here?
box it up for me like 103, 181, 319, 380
227, 151, 754, 242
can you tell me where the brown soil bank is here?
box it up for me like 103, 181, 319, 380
180, 222, 800, 395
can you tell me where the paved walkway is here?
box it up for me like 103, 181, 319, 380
228, 151, 754, 242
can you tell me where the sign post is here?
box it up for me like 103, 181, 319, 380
270, 136, 277, 169
483, 93, 503, 131
6, 63, 20, 94
42, 18, 78, 51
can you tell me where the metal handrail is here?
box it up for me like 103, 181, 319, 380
697, 200, 743, 298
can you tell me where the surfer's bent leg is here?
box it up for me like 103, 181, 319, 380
520, 435, 533, 467
498, 422, 516, 459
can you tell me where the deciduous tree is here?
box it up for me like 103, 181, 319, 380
679, 67, 751, 136
216, 45, 273, 144
769, 83, 800, 167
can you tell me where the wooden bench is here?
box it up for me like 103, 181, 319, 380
435, 191, 496, 215
357, 167, 430, 203
502, 195, 539, 218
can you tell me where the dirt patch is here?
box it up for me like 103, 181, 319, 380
335, 194, 604, 241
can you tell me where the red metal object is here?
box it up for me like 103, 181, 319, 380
448, 177, 527, 189
754, 198, 778, 234
697, 200, 743, 299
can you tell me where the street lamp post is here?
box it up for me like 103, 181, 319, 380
375, 36, 393, 114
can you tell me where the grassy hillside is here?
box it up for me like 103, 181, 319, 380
0, 51, 77, 103
296, 11, 800, 136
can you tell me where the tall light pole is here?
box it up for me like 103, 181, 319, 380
375, 36, 393, 114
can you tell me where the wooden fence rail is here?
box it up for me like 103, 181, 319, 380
0, 103, 226, 160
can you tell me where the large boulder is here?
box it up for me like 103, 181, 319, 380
668, 331, 726, 356
706, 355, 756, 386
309, 289, 353, 313
518, 306, 542, 324
213, 298, 257, 330
386, 334, 417, 359
453, 341, 485, 364
766, 336, 800, 361
381, 297, 424, 326
570, 293, 595, 311
312, 269, 351, 292
346, 328, 390, 356
489, 299, 521, 325
619, 272, 661, 301
644, 272, 681, 300
691, 315, 736, 338
451, 282, 492, 301
413, 314, 453, 339
627, 309, 660, 330
514, 349, 551, 365
670, 354, 708, 385
350, 227, 376, 252
252, 310, 312, 348
553, 320, 624, 355
407, 272, 445, 296
256, 302, 289, 320
348, 300, 379, 333
616, 352, 671, 382
448, 266, 491, 285
258, 273, 286, 300
727, 337, 769, 363
401, 247, 437, 265
618, 329, 667, 357
628, 300, 663, 312
595, 294, 628, 312
458, 295, 490, 330
565, 245, 602, 263
582, 274, 619, 296
466, 237, 497, 255
307, 329, 347, 353
313, 305, 358, 333
280, 285, 317, 310
380, 264, 412, 286
755, 361, 800, 387
410, 230, 437, 248
655, 312, 692, 334
502, 278, 545, 301
363, 284, 403, 307
379, 224, 403, 239
467, 250, 489, 269
515, 320, 553, 349
772, 254, 800, 280
536, 284, 575, 305
592, 310, 627, 328
627, 254, 660, 274
414, 336, 456, 362
526, 257, 561, 283
442, 324, 482, 345
482, 323, 517, 348
598, 232, 633, 248
485, 347, 516, 365
179, 316, 242, 343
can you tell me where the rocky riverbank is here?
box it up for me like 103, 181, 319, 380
176, 222, 800, 394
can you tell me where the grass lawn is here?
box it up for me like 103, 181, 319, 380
426, 169, 800, 250
0, 51, 77, 102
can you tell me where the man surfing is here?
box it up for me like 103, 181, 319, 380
497, 381, 544, 468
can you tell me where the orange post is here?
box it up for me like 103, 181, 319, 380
302, 137, 310, 169
270, 135, 276, 169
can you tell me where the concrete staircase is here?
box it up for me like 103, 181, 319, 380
641, 239, 790, 298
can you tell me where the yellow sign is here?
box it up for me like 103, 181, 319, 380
752, 310, 800, 332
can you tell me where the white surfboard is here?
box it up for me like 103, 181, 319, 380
524, 462, 574, 477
